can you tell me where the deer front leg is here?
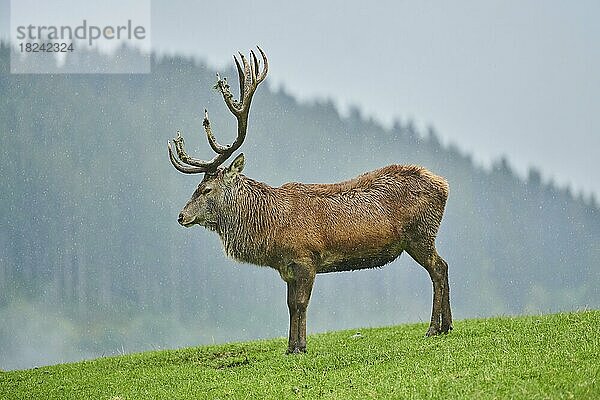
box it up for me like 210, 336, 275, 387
295, 269, 315, 353
286, 281, 299, 354
284, 263, 315, 354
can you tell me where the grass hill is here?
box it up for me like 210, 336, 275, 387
1, 42, 599, 369
1, 310, 598, 399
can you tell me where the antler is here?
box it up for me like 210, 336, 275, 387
168, 46, 269, 174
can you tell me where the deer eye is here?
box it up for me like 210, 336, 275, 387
202, 187, 212, 195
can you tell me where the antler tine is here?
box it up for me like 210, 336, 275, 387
167, 140, 206, 174
173, 131, 203, 166
203, 109, 228, 154
169, 133, 234, 174
215, 72, 240, 116
171, 130, 223, 171
256, 46, 268, 83
250, 50, 258, 85
234, 55, 245, 102
238, 52, 252, 105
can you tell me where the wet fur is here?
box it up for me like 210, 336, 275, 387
172, 50, 451, 353
216, 164, 448, 276
189, 162, 452, 353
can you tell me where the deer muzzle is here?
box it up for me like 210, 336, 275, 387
178, 212, 195, 227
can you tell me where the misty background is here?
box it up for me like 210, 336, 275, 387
1, 1, 599, 370
147, 0, 600, 196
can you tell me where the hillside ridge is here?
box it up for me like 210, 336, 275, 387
1, 310, 598, 399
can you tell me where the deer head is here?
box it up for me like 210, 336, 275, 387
167, 47, 268, 228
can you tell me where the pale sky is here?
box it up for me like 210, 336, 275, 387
150, 0, 600, 197
2, 0, 599, 197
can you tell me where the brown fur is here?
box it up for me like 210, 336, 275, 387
178, 159, 452, 353
171, 49, 451, 354
222, 165, 448, 272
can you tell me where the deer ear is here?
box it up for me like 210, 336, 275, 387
226, 153, 245, 177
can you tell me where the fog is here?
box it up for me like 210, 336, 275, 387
0, 1, 598, 371
148, 0, 600, 197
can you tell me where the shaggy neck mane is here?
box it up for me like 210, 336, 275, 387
215, 175, 282, 265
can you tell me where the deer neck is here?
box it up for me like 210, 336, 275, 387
216, 175, 280, 265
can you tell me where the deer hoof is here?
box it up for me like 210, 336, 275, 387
286, 347, 306, 355
425, 326, 441, 337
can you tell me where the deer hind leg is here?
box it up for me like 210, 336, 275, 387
407, 243, 451, 337
285, 262, 315, 354
437, 255, 453, 333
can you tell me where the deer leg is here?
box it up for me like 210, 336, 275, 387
284, 263, 315, 354
437, 255, 453, 333
286, 280, 299, 354
295, 269, 315, 353
407, 244, 443, 337
425, 267, 443, 337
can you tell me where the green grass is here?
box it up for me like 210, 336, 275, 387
1, 310, 599, 399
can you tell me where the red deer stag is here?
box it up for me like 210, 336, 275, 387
168, 47, 452, 354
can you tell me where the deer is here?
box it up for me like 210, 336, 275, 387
167, 47, 452, 354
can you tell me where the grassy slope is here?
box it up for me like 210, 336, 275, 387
1, 311, 598, 399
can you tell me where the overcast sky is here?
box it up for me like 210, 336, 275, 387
3, 0, 599, 196
150, 0, 599, 197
